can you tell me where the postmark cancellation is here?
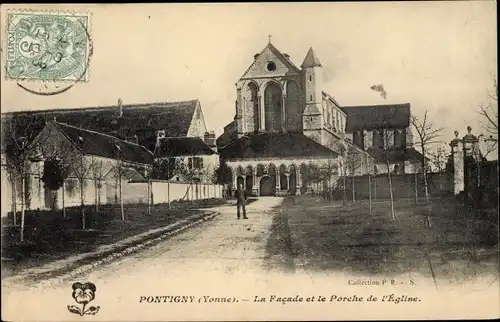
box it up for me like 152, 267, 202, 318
5, 9, 92, 83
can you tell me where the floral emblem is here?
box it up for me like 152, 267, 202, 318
67, 282, 100, 316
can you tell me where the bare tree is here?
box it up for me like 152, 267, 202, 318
2, 151, 19, 226
2, 115, 44, 242
346, 146, 364, 204
69, 149, 95, 230
338, 139, 348, 206
379, 126, 396, 220
90, 157, 107, 213
364, 152, 374, 214
202, 164, 216, 199
414, 166, 419, 205
430, 145, 448, 173
478, 79, 498, 140
411, 110, 444, 204
59, 157, 72, 218
109, 146, 127, 221
153, 156, 187, 208
141, 165, 154, 215
477, 79, 498, 158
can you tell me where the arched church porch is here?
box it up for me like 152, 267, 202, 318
227, 158, 340, 197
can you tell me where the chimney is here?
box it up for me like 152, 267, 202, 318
156, 130, 166, 149
254, 53, 260, 60
283, 53, 290, 59
204, 131, 216, 150
118, 98, 123, 117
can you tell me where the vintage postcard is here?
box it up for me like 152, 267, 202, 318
1, 2, 498, 321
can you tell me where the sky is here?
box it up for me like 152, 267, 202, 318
1, 2, 497, 155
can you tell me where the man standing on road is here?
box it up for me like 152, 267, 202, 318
236, 183, 248, 219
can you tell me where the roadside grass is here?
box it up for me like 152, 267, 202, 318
268, 195, 499, 282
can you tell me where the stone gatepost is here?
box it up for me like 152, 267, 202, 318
462, 126, 479, 158
449, 130, 464, 195
462, 126, 480, 202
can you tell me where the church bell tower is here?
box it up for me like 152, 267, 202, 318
301, 47, 324, 144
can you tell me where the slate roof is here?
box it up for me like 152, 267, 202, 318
105, 167, 147, 182
301, 47, 322, 68
219, 132, 337, 160
154, 137, 216, 158
1, 99, 199, 141
342, 103, 411, 132
51, 121, 154, 165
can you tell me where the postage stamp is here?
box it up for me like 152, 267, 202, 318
5, 10, 92, 82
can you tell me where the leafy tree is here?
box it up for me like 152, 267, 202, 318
318, 159, 338, 200
214, 161, 232, 185
41, 157, 65, 190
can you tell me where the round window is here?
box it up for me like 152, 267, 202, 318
266, 61, 276, 72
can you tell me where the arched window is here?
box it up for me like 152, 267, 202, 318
353, 131, 361, 147
394, 129, 403, 148
264, 82, 282, 132
248, 83, 259, 132
373, 130, 382, 148
285, 81, 300, 131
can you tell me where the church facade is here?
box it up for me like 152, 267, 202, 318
217, 40, 422, 197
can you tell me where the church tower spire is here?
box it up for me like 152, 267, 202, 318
301, 47, 324, 144
301, 47, 322, 68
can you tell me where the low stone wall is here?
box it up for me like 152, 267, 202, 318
336, 172, 454, 200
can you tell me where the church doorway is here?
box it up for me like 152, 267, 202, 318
236, 176, 244, 189
300, 164, 309, 194
259, 176, 275, 196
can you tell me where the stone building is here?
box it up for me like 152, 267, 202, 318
1, 99, 218, 180
2, 120, 154, 212
341, 103, 424, 174
217, 39, 422, 196
152, 135, 219, 183
0, 99, 219, 215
